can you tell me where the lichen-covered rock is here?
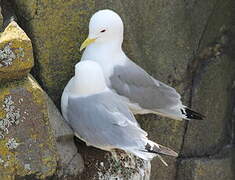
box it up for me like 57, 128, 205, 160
77, 144, 151, 180
0, 75, 57, 179
0, 21, 34, 81
0, 75, 83, 179
0, 7, 3, 32
177, 147, 234, 180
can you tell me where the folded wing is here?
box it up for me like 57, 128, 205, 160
67, 91, 178, 161
110, 59, 203, 120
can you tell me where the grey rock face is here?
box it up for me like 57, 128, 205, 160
0, 7, 2, 32
177, 147, 234, 180
182, 55, 234, 157
3, 0, 234, 179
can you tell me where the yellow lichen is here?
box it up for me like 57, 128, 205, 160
0, 76, 58, 179
0, 139, 17, 179
0, 89, 10, 119
0, 21, 34, 81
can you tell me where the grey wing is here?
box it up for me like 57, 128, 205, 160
67, 91, 147, 150
110, 59, 182, 112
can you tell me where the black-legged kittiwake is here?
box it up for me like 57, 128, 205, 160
80, 9, 204, 121
61, 60, 178, 165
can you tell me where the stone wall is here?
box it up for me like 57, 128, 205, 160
0, 0, 234, 179
0, 15, 83, 180
0, 7, 2, 32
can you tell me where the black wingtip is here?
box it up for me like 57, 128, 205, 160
181, 108, 205, 120
145, 143, 178, 157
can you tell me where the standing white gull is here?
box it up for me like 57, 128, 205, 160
80, 9, 204, 121
61, 60, 178, 165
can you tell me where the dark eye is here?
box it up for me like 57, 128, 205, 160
100, 29, 106, 33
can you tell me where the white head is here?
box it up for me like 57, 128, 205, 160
80, 9, 124, 51
73, 61, 107, 96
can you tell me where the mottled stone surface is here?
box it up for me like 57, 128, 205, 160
0, 75, 84, 179
0, 16, 84, 178
182, 55, 235, 157
0, 21, 34, 81
0, 7, 3, 32
76, 142, 151, 180
177, 147, 234, 180
0, 75, 57, 179
182, 0, 235, 157
9, 0, 235, 179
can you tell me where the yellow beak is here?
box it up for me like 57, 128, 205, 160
80, 37, 96, 51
